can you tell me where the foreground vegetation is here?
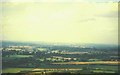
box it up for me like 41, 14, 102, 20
1, 72, 119, 75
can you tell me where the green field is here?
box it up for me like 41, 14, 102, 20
9, 55, 33, 58
3, 55, 33, 60
2, 68, 34, 73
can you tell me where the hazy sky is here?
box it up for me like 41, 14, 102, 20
2, 0, 118, 44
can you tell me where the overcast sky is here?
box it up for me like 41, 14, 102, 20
2, 1, 118, 44
1, 0, 119, 2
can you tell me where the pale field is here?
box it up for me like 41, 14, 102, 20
52, 61, 119, 65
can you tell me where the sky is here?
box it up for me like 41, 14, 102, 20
1, 0, 118, 44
